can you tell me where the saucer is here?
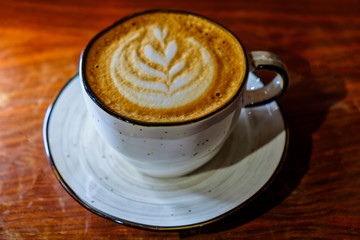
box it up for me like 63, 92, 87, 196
43, 73, 288, 231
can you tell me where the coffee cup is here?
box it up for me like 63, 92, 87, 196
79, 10, 288, 178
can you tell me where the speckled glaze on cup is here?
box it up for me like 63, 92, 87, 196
79, 10, 288, 178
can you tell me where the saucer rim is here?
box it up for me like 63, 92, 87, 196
43, 75, 289, 232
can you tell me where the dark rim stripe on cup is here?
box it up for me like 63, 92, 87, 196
79, 9, 249, 127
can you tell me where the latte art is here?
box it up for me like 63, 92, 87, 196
84, 12, 246, 123
110, 26, 214, 108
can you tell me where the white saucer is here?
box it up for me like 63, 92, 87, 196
43, 73, 288, 231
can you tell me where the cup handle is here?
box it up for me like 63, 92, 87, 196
244, 51, 288, 107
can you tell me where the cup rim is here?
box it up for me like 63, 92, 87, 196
79, 9, 249, 127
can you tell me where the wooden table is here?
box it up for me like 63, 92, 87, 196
1, 0, 359, 239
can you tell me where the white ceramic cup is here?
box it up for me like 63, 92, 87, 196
79, 10, 288, 178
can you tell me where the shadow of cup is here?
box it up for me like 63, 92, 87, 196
179, 51, 347, 237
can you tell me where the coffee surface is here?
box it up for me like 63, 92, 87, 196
85, 11, 246, 123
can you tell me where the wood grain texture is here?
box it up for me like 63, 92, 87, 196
0, 0, 359, 239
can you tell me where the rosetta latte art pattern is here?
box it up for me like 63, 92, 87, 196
110, 26, 215, 108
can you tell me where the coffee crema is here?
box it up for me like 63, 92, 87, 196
84, 11, 246, 123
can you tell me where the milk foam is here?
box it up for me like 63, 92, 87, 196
85, 12, 246, 123
110, 26, 214, 108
